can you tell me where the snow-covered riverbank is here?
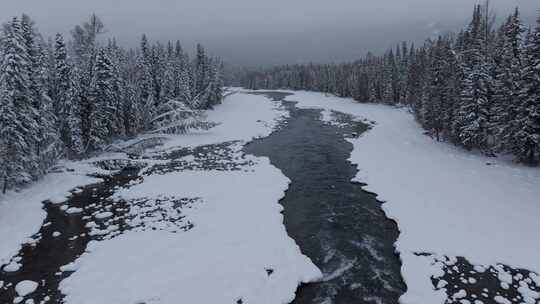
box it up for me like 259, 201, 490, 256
1, 92, 322, 303
3, 89, 539, 304
279, 90, 540, 304
59, 92, 321, 304
0, 161, 104, 267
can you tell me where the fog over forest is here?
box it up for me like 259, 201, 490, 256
1, 0, 538, 65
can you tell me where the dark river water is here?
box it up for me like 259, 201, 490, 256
0, 167, 141, 303
244, 92, 406, 304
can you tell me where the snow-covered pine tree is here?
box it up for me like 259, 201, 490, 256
404, 44, 418, 107
172, 40, 183, 98
194, 44, 207, 98
513, 17, 540, 164
122, 83, 141, 137
205, 58, 224, 108
161, 54, 176, 102
453, 5, 494, 151
399, 41, 410, 103
71, 14, 104, 152
493, 9, 525, 154
65, 67, 84, 157
54, 33, 74, 148
0, 17, 34, 192
44, 37, 56, 100
453, 62, 492, 150
140, 34, 150, 62
136, 48, 153, 107
134, 37, 155, 130
381, 50, 394, 103
106, 40, 126, 138
150, 42, 166, 107
421, 36, 458, 141
20, 14, 45, 177
33, 42, 60, 175
192, 46, 221, 110
441, 39, 462, 140
390, 48, 400, 104
172, 42, 193, 106
87, 48, 115, 150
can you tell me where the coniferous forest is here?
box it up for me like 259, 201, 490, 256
0, 14, 223, 193
240, 5, 540, 166
1, 2, 540, 304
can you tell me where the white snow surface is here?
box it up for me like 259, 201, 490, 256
15, 280, 38, 297
3, 261, 22, 272
154, 91, 288, 151
0, 161, 101, 266
279, 90, 540, 304
59, 92, 322, 304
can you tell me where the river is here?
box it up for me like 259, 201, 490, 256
244, 92, 406, 304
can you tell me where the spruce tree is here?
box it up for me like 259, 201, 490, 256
65, 68, 84, 156
0, 18, 33, 192
453, 5, 493, 150
195, 44, 207, 98
33, 43, 59, 175
494, 9, 525, 154
88, 49, 115, 150
514, 18, 540, 164
122, 83, 141, 137
54, 33, 73, 147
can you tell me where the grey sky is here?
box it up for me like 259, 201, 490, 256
2, 0, 538, 65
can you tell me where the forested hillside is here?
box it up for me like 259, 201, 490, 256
241, 5, 540, 166
0, 14, 223, 193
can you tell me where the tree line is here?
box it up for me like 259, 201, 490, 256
0, 14, 224, 193
240, 4, 540, 166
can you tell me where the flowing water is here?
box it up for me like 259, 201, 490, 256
0, 167, 140, 303
244, 92, 406, 304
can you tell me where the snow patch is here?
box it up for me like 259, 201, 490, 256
3, 261, 22, 272
155, 92, 288, 151
15, 280, 38, 297
94, 211, 113, 220
65, 207, 83, 215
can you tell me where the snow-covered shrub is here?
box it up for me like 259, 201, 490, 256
150, 99, 217, 134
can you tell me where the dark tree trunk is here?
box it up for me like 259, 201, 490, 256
2, 175, 7, 194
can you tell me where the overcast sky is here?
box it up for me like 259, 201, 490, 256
2, 0, 538, 65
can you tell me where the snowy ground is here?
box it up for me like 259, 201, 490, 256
274, 90, 540, 304
1, 91, 321, 303
60, 147, 321, 304
3, 89, 539, 304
